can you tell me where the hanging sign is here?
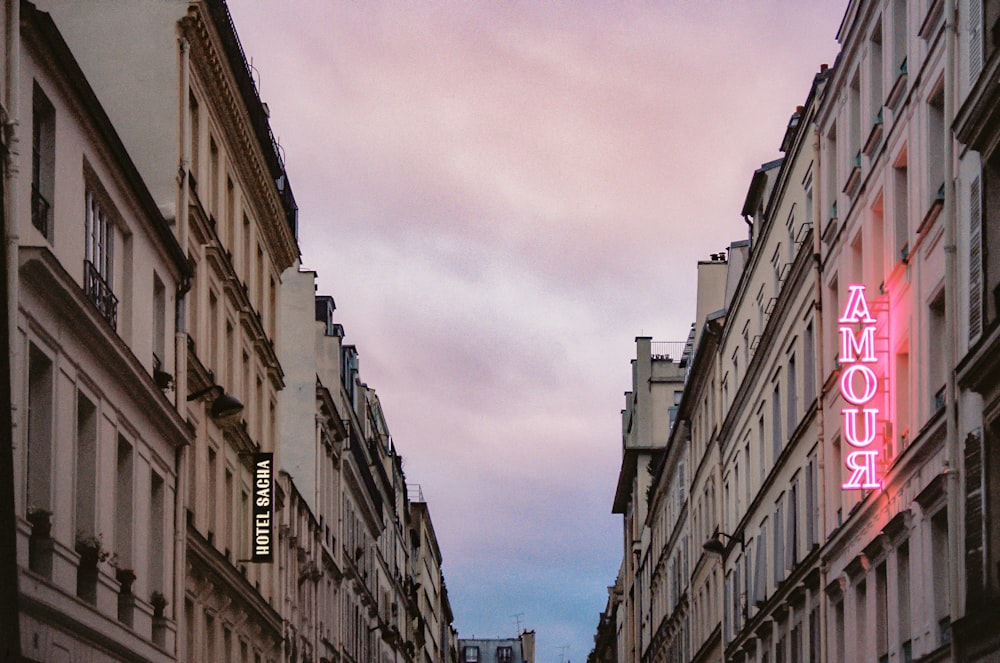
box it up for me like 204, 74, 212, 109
252, 452, 273, 562
839, 285, 882, 490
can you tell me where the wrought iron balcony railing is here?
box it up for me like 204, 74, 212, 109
83, 259, 118, 329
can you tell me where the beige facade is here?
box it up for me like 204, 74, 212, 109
7, 2, 459, 662
280, 267, 457, 663
10, 3, 191, 660
611, 337, 687, 663
600, 3, 1000, 663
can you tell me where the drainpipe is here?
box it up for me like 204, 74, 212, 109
174, 34, 192, 663
942, 0, 961, 658
0, 1, 20, 658
811, 119, 829, 663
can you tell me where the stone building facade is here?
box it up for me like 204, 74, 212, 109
599, 2, 1000, 663
5, 2, 458, 662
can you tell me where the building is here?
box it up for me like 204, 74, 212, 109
815, 1, 960, 661
459, 631, 536, 663
611, 336, 687, 663
410, 492, 459, 663
595, 2, 1000, 663
951, 0, 1000, 658
280, 266, 458, 663
10, 3, 191, 660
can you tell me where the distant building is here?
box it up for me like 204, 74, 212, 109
459, 631, 536, 663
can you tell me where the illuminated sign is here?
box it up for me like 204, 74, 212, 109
252, 453, 273, 562
839, 285, 881, 490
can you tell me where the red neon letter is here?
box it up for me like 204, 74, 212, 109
842, 450, 880, 490
839, 285, 875, 324
840, 325, 877, 363
840, 364, 879, 405
843, 408, 879, 447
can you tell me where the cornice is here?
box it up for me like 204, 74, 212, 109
186, 524, 283, 645
181, 8, 298, 273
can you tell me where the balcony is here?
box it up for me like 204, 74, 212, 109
83, 259, 118, 329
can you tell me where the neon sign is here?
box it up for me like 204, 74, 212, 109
839, 285, 881, 490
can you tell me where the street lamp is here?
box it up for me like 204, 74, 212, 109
702, 531, 744, 557
187, 384, 244, 425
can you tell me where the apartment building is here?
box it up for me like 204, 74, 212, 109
717, 70, 825, 663
282, 267, 459, 663
410, 495, 460, 663
6, 2, 464, 662
459, 631, 536, 663
668, 251, 736, 663
10, 3, 191, 660
611, 337, 687, 663
814, 1, 965, 661
597, 2, 1000, 663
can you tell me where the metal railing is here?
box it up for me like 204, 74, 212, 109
84, 260, 118, 329
650, 341, 687, 361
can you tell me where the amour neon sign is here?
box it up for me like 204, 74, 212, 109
839, 284, 881, 490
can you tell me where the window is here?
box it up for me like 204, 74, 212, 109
895, 343, 911, 452
149, 471, 165, 594
463, 646, 480, 663
772, 382, 783, 459
786, 477, 799, 570
870, 23, 883, 122
153, 273, 166, 366
497, 646, 513, 662
927, 85, 946, 210
804, 322, 816, 405
932, 510, 951, 644
787, 354, 797, 434
189, 91, 200, 187
893, 152, 909, 260
892, 0, 908, 74
84, 188, 117, 328
928, 291, 946, 410
898, 540, 911, 653
31, 84, 54, 239
27, 344, 54, 512
74, 392, 98, 538
876, 561, 889, 660
115, 436, 134, 567
773, 496, 785, 585
805, 456, 818, 549
856, 579, 868, 660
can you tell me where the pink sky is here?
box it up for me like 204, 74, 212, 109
229, 2, 846, 658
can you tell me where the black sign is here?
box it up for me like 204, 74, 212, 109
252, 453, 273, 563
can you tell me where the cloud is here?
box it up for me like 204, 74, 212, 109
229, 1, 846, 657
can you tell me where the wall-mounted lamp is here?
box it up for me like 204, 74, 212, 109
702, 531, 745, 557
187, 384, 244, 425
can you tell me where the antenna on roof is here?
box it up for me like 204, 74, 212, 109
511, 612, 524, 633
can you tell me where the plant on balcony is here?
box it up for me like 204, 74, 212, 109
114, 567, 136, 595
150, 590, 168, 619
75, 532, 110, 568
26, 507, 52, 539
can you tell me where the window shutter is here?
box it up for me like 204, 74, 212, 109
971, 0, 984, 83
970, 175, 983, 341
